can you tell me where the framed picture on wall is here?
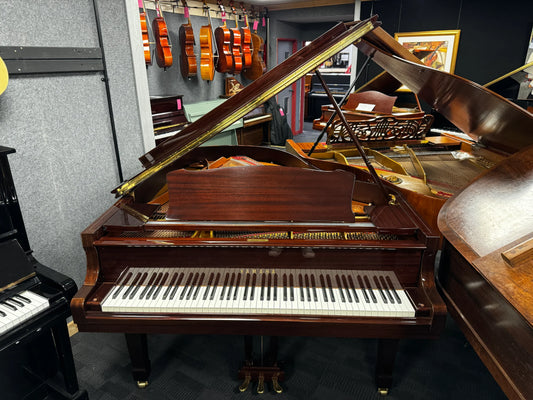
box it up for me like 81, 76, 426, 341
394, 30, 461, 74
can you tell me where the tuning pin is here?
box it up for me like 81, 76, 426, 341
238, 373, 251, 392
272, 374, 283, 394
257, 373, 265, 394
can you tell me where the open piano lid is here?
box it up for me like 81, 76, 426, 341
114, 17, 380, 197
355, 34, 533, 154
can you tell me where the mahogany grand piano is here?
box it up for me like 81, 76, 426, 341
71, 16, 532, 396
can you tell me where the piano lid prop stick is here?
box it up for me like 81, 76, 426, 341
314, 69, 391, 201
308, 55, 372, 157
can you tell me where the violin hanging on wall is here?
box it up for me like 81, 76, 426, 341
228, 1, 243, 74
243, 10, 266, 81
153, 0, 172, 69
179, 0, 197, 78
214, 0, 233, 73
138, 0, 151, 65
239, 3, 252, 70
199, 1, 215, 81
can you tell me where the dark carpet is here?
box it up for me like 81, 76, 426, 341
70, 316, 506, 400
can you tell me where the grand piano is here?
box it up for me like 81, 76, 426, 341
0, 146, 87, 400
71, 15, 532, 396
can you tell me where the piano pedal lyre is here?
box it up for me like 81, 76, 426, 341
238, 366, 284, 394
136, 380, 149, 389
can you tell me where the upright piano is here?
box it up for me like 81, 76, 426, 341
71, 17, 449, 394
0, 146, 87, 400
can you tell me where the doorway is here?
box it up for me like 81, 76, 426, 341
276, 39, 302, 134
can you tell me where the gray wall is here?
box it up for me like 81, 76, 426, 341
0, 0, 144, 286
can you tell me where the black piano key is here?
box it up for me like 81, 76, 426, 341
169, 272, 185, 300
273, 274, 278, 301
283, 274, 288, 302
0, 301, 16, 311
8, 297, 24, 307
130, 272, 148, 300
112, 271, 132, 299
187, 273, 200, 300
363, 275, 377, 303
123, 272, 142, 299
233, 273, 241, 300
243, 273, 250, 301
203, 272, 215, 300
163, 272, 179, 300
153, 272, 169, 300
219, 272, 229, 300
298, 274, 305, 302
335, 275, 346, 303
373, 276, 387, 303
348, 275, 359, 303
386, 276, 402, 303
146, 272, 163, 299
289, 274, 294, 302
250, 273, 257, 301
14, 294, 31, 304
227, 273, 236, 301
305, 274, 311, 302
379, 276, 395, 303
310, 274, 318, 302
140, 272, 157, 300
260, 273, 266, 301
0, 310, 6, 317
319, 274, 328, 302
193, 272, 205, 300
180, 272, 194, 300
357, 275, 370, 303
209, 273, 221, 301
341, 275, 352, 303
266, 273, 272, 301
326, 274, 335, 302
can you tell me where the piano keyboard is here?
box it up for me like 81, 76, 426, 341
0, 290, 50, 335
101, 268, 415, 317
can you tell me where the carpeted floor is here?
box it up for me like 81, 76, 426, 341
70, 315, 506, 400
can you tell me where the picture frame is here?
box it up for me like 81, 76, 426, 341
394, 30, 461, 74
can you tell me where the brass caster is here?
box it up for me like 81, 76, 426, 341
272, 374, 283, 394
378, 387, 389, 396
239, 374, 251, 392
257, 373, 265, 394
137, 380, 149, 389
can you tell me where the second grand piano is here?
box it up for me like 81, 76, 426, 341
71, 17, 446, 394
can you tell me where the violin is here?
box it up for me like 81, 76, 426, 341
179, 0, 197, 78
214, 1, 233, 73
153, 0, 172, 69
239, 3, 252, 70
199, 1, 215, 81
243, 31, 266, 81
139, 0, 151, 65
228, 2, 243, 74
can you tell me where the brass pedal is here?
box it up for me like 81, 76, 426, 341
239, 373, 251, 392
136, 380, 149, 389
272, 373, 283, 394
257, 373, 265, 394
378, 387, 389, 396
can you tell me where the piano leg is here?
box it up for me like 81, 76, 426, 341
51, 321, 82, 395
375, 339, 399, 395
124, 333, 151, 388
